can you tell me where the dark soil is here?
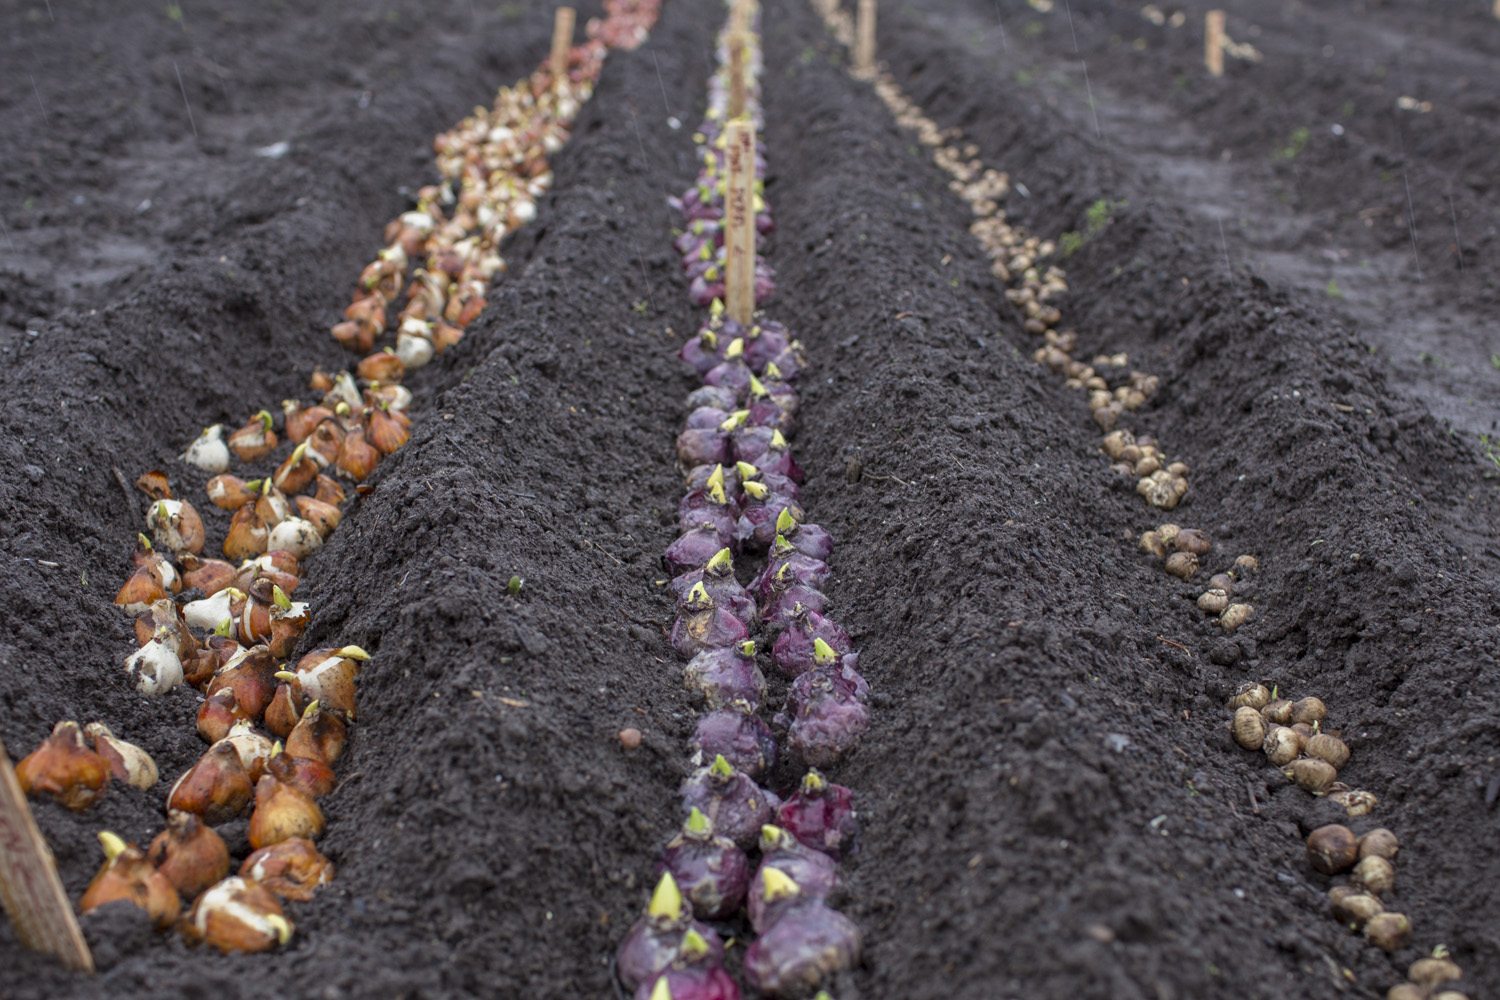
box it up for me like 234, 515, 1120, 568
2, 0, 1498, 998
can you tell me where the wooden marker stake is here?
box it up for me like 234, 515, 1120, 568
730, 0, 755, 37
856, 0, 877, 77
1205, 10, 1225, 77
550, 6, 576, 90
727, 34, 749, 120
723, 119, 758, 326
0, 739, 93, 973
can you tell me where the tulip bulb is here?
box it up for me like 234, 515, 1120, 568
125, 634, 185, 696
16, 721, 110, 810
241, 836, 334, 900
148, 811, 231, 899
185, 876, 293, 953
80, 832, 181, 930
168, 741, 254, 824
228, 411, 278, 462
83, 723, 158, 790
266, 517, 323, 559
206, 474, 259, 511
284, 700, 349, 765
285, 645, 367, 720
181, 424, 230, 473
146, 498, 205, 555
185, 588, 239, 633
248, 774, 325, 849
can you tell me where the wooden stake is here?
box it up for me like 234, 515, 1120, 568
727, 33, 749, 120
1205, 10, 1225, 78
855, 0, 877, 76
0, 739, 93, 973
730, 0, 755, 37
550, 6, 576, 90
723, 119, 758, 326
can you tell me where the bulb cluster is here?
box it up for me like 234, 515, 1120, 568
15, 0, 662, 958
1138, 525, 1257, 633
616, 10, 862, 999
1227, 683, 1460, 985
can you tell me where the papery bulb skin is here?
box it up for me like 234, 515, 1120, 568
685, 386, 737, 412
772, 609, 852, 678
680, 755, 779, 849
617, 874, 725, 990
775, 771, 859, 860
751, 826, 840, 932
743, 900, 861, 996
736, 492, 804, 553
15, 721, 110, 811
185, 876, 293, 953
673, 550, 757, 629
167, 742, 254, 825
80, 832, 181, 931
704, 359, 752, 397
690, 707, 777, 779
656, 808, 750, 921
634, 967, 741, 1000
670, 585, 749, 658
761, 584, 828, 629
742, 321, 791, 372
676, 427, 729, 468
682, 643, 766, 711
788, 693, 869, 769
147, 811, 231, 899
240, 837, 334, 901
751, 554, 830, 606
683, 406, 731, 432
665, 524, 732, 577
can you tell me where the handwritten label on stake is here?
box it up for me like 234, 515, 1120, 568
724, 119, 758, 326
550, 6, 576, 89
1205, 10, 1225, 77
856, 0, 877, 77
0, 738, 93, 973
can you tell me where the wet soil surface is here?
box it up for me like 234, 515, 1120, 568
2, 0, 1499, 998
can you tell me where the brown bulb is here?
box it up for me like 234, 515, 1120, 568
1231, 707, 1266, 751
147, 811, 231, 899
1305, 733, 1350, 769
247, 775, 325, 850
240, 837, 335, 901
1284, 758, 1337, 794
1352, 855, 1396, 896
167, 742, 253, 825
81, 832, 181, 931
1262, 725, 1303, 766
1291, 696, 1327, 725
1329, 886, 1383, 927
1359, 828, 1399, 862
1227, 682, 1269, 711
1364, 912, 1410, 952
15, 721, 110, 811
1261, 699, 1294, 725
1408, 956, 1462, 987
1306, 825, 1358, 875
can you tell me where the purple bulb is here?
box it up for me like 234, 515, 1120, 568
665, 524, 733, 576
685, 385, 737, 412
683, 646, 766, 711
743, 901, 861, 996
751, 553, 830, 605
676, 427, 729, 468
680, 758, 780, 849
617, 914, 724, 990
656, 812, 750, 922
671, 606, 749, 659
634, 967, 740, 1000
704, 359, 753, 397
691, 706, 777, 778
775, 772, 859, 860
761, 584, 828, 628
771, 609, 851, 677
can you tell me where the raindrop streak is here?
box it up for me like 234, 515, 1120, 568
1217, 217, 1230, 271
1060, 0, 1103, 141
28, 73, 48, 121
651, 49, 673, 117
1447, 193, 1463, 273
1400, 167, 1421, 282
625, 106, 660, 316
0, 214, 17, 254
43, 0, 54, 20
173, 59, 199, 139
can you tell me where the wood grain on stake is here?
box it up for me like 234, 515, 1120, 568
724, 118, 757, 325
1205, 10, 1226, 78
550, 6, 576, 87
856, 0, 876, 77
727, 33, 748, 120
0, 739, 93, 973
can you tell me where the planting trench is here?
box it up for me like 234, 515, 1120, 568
2, 0, 1500, 997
